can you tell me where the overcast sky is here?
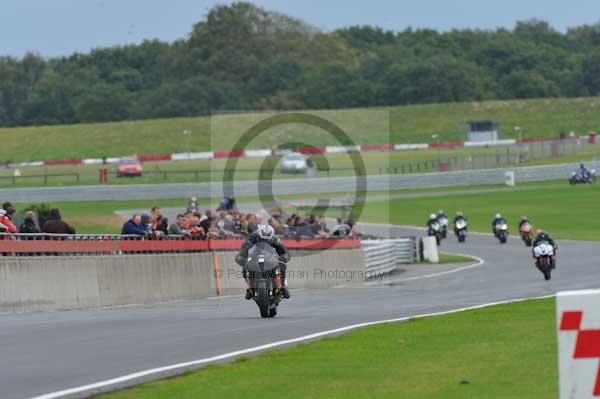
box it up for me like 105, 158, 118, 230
2, 0, 600, 58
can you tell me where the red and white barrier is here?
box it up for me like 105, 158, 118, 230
557, 289, 600, 398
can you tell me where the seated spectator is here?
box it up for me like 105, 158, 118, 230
121, 214, 146, 236
19, 211, 40, 234
42, 208, 75, 234
169, 214, 191, 237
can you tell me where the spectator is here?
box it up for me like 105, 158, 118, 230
0, 208, 17, 234
152, 215, 169, 238
19, 211, 40, 234
140, 212, 151, 235
42, 208, 75, 234
247, 214, 258, 234
121, 214, 146, 236
188, 215, 205, 237
199, 210, 212, 233
169, 214, 191, 237
187, 197, 198, 213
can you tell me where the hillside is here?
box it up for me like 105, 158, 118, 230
0, 97, 599, 162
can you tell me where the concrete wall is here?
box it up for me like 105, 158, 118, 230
0, 249, 365, 312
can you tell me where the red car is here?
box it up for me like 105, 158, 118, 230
116, 157, 143, 177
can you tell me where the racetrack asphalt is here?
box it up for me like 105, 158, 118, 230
1, 223, 599, 399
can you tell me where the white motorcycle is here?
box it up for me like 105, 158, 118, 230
533, 241, 555, 281
494, 221, 509, 244
454, 218, 467, 243
428, 221, 442, 246
438, 215, 449, 239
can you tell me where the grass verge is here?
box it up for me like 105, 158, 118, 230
2, 97, 600, 162
437, 253, 476, 264
97, 298, 557, 399
359, 180, 599, 241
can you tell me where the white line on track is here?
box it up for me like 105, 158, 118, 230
30, 293, 553, 399
365, 252, 485, 286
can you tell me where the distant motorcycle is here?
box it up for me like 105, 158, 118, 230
428, 220, 443, 246
494, 220, 509, 244
438, 215, 449, 239
519, 222, 533, 247
533, 241, 556, 281
454, 218, 468, 243
569, 169, 596, 185
245, 241, 284, 318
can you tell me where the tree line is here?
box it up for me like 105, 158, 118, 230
2, 2, 600, 127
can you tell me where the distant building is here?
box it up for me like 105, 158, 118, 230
466, 120, 500, 142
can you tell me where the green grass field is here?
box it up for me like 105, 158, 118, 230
1, 97, 600, 162
97, 298, 557, 399
359, 180, 598, 241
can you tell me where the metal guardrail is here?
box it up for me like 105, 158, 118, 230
362, 238, 416, 278
0, 172, 80, 185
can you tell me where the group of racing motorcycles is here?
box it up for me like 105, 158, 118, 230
427, 211, 557, 281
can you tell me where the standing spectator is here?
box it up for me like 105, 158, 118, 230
0, 208, 17, 234
188, 215, 205, 237
41, 208, 75, 234
121, 214, 146, 236
153, 215, 169, 238
199, 210, 212, 232
187, 197, 198, 213
19, 211, 40, 234
169, 214, 191, 237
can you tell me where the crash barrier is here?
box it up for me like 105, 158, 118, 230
2, 159, 596, 203
0, 233, 361, 256
362, 238, 416, 278
0, 172, 80, 186
0, 249, 366, 312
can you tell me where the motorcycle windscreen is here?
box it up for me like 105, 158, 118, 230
245, 241, 279, 273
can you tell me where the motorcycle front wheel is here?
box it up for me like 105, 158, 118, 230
257, 284, 270, 318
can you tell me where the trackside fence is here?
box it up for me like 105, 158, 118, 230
0, 233, 362, 256
362, 238, 416, 278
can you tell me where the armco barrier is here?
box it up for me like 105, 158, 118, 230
0, 160, 594, 202
362, 238, 416, 277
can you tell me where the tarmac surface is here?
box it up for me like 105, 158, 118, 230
1, 220, 598, 398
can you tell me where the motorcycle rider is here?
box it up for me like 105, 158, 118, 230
453, 211, 467, 232
532, 228, 558, 268
491, 213, 505, 235
519, 216, 531, 230
235, 224, 291, 300
427, 213, 438, 230
578, 162, 590, 180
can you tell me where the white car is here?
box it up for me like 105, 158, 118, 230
280, 153, 307, 174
